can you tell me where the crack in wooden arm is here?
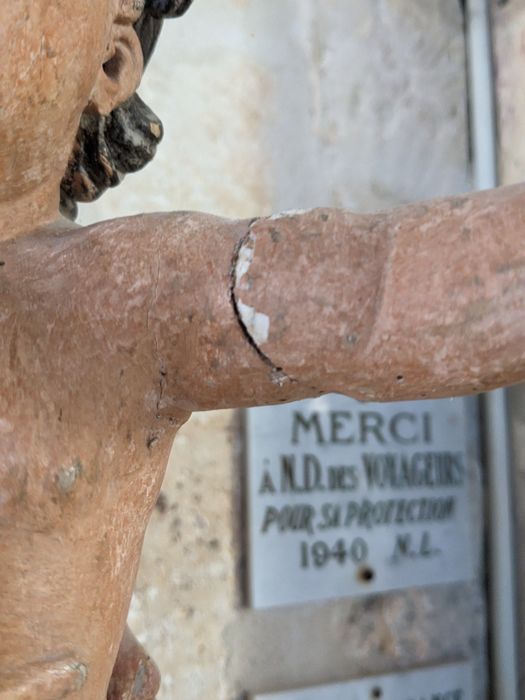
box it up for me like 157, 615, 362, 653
232, 187, 525, 402
231, 207, 392, 399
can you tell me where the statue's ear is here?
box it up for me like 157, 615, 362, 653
89, 18, 144, 117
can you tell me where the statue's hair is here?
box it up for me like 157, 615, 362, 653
60, 0, 195, 219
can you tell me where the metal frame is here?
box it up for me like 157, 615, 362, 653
465, 1, 519, 698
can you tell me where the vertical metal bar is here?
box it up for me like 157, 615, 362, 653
465, 1, 519, 698
484, 390, 518, 699
466, 0, 498, 189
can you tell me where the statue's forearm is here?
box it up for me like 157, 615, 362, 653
233, 184, 525, 402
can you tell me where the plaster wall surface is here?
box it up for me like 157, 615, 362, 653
81, 2, 486, 698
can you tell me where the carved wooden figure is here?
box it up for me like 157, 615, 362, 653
0, 1, 523, 697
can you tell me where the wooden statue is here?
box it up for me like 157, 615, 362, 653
0, 1, 523, 697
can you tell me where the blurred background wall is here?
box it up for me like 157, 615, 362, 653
80, 2, 493, 698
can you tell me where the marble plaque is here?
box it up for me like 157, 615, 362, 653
246, 395, 476, 609
253, 662, 473, 700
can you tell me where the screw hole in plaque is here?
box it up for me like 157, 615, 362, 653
357, 565, 375, 584
370, 687, 383, 699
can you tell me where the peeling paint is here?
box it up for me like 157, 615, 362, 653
235, 238, 254, 283
56, 460, 83, 495
230, 226, 292, 385
237, 301, 270, 346
269, 208, 311, 221
70, 661, 89, 690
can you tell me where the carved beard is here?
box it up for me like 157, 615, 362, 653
59, 0, 195, 219
60, 95, 163, 219
146, 0, 195, 19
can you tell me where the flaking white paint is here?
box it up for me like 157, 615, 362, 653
237, 300, 270, 346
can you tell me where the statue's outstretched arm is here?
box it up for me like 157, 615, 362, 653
2, 185, 523, 700
70, 183, 524, 413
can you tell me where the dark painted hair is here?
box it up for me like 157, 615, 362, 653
60, 0, 195, 219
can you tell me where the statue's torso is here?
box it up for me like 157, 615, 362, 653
0, 226, 190, 697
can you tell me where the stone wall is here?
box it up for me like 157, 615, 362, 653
81, 2, 487, 698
